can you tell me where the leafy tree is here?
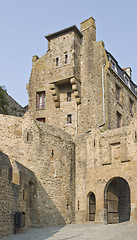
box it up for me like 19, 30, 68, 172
0, 86, 9, 114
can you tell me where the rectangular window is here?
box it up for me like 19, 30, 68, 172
124, 75, 131, 89
67, 114, 72, 124
56, 57, 59, 66
110, 60, 116, 71
116, 84, 121, 103
36, 91, 45, 109
65, 54, 68, 64
36, 117, 45, 123
67, 92, 71, 102
129, 98, 134, 117
116, 112, 122, 128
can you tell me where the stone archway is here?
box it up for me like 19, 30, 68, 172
87, 192, 96, 221
104, 177, 131, 224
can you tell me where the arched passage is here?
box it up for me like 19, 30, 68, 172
104, 177, 131, 224
87, 192, 96, 221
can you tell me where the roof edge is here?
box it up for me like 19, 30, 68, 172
45, 25, 83, 41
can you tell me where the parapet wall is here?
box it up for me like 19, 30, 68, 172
0, 112, 75, 237
0, 151, 36, 238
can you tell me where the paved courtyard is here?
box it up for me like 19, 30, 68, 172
1, 222, 137, 240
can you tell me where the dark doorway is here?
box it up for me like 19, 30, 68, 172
88, 192, 96, 221
104, 177, 130, 224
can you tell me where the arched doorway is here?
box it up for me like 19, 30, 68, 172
104, 177, 130, 224
88, 192, 96, 221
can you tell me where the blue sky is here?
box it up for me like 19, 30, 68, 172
0, 0, 137, 107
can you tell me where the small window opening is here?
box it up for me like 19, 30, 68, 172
26, 132, 33, 142
36, 118, 45, 123
67, 199, 69, 210
67, 114, 72, 124
65, 54, 68, 64
116, 84, 121, 103
94, 139, 95, 147
51, 150, 54, 157
78, 200, 80, 210
56, 57, 59, 66
116, 111, 122, 128
124, 75, 131, 88
67, 92, 71, 102
129, 98, 134, 117
110, 59, 116, 71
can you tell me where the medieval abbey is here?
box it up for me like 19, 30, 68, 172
1, 16, 137, 237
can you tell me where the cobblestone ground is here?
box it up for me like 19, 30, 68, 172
1, 222, 137, 240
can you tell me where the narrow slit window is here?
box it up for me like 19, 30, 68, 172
116, 112, 122, 128
116, 84, 121, 103
65, 54, 68, 64
67, 114, 72, 124
129, 98, 134, 117
67, 92, 71, 102
56, 57, 59, 66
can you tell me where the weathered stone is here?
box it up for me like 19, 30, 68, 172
1, 16, 137, 238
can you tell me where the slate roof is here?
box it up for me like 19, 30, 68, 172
106, 50, 137, 97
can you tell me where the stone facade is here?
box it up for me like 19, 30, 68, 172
27, 17, 137, 135
75, 119, 137, 224
1, 16, 137, 238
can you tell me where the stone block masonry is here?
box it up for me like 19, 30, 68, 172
0, 113, 75, 237
1, 16, 137, 238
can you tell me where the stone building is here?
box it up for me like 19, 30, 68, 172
1, 16, 137, 238
27, 17, 137, 134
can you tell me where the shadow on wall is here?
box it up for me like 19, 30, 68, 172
0, 151, 66, 238
36, 179, 66, 226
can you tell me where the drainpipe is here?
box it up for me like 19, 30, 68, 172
99, 64, 105, 127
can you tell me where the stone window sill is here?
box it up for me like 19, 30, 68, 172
36, 108, 45, 111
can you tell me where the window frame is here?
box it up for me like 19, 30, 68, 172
124, 74, 131, 89
109, 57, 117, 73
67, 114, 72, 124
36, 91, 45, 109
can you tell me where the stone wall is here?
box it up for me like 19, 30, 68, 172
0, 151, 36, 238
1, 15, 137, 238
0, 112, 75, 237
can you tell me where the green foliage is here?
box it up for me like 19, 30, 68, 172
0, 86, 9, 114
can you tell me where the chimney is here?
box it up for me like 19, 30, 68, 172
81, 17, 96, 41
123, 67, 132, 79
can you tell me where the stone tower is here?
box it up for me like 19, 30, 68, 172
27, 16, 137, 136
